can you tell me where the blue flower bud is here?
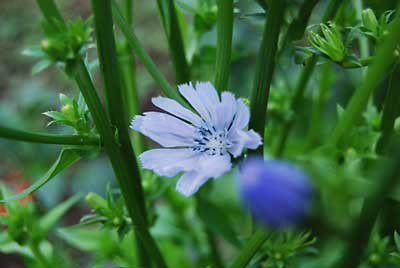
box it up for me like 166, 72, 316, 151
238, 157, 312, 229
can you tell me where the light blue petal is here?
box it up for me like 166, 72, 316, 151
178, 83, 212, 124
228, 129, 262, 157
152, 96, 204, 126
216, 91, 236, 130
195, 82, 220, 126
140, 148, 200, 177
176, 154, 232, 196
131, 112, 198, 147
229, 99, 250, 132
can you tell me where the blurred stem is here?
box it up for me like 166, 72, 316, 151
354, 0, 369, 60
118, 0, 144, 153
275, 55, 318, 156
30, 242, 50, 268
156, 0, 190, 84
206, 226, 225, 268
338, 147, 400, 268
254, 0, 267, 11
230, 229, 269, 268
36, 0, 65, 28
274, 0, 345, 156
328, 13, 400, 146
214, 0, 234, 92
249, 1, 286, 155
376, 64, 400, 153
112, 0, 186, 105
303, 63, 332, 150
0, 125, 100, 146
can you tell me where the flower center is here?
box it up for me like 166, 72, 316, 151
192, 127, 231, 156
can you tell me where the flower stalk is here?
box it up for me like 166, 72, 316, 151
249, 0, 286, 155
214, 0, 234, 92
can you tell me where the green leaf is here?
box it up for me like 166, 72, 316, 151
196, 197, 240, 247
31, 60, 52, 75
0, 149, 81, 203
39, 194, 82, 233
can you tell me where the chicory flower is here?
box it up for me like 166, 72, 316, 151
239, 157, 312, 228
131, 82, 262, 196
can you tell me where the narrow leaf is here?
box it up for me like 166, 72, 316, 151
0, 149, 81, 203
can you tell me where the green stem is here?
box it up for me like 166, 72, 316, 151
206, 227, 225, 268
0, 125, 100, 146
303, 63, 332, 150
214, 0, 234, 92
249, 1, 286, 155
275, 55, 318, 156
285, 0, 320, 42
230, 229, 269, 268
340, 56, 373, 68
111, 0, 185, 104
91, 2, 166, 267
274, 0, 345, 156
328, 13, 400, 146
74, 60, 167, 268
338, 146, 400, 268
118, 0, 144, 153
156, 0, 190, 84
376, 64, 400, 153
30, 242, 50, 268
36, 0, 65, 28
35, 1, 166, 267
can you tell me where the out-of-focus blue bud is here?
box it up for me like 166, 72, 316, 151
239, 157, 312, 229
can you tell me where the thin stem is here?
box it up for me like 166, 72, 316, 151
111, 0, 185, 104
274, 0, 345, 156
36, 0, 65, 28
118, 0, 144, 153
328, 13, 400, 146
156, 0, 190, 84
303, 63, 332, 150
249, 1, 286, 155
275, 55, 318, 156
338, 146, 400, 268
214, 0, 234, 92
230, 229, 269, 268
0, 125, 100, 146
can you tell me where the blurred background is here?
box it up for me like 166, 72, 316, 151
0, 0, 398, 267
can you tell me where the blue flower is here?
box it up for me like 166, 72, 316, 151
239, 157, 312, 228
131, 82, 262, 196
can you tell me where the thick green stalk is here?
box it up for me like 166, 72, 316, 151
274, 0, 345, 156
156, 0, 190, 84
91, 1, 166, 267
338, 146, 400, 268
0, 125, 99, 146
35, 1, 167, 267
249, 1, 286, 155
111, 0, 185, 104
230, 229, 269, 268
74, 61, 167, 268
214, 0, 234, 92
376, 64, 400, 153
328, 14, 400, 146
